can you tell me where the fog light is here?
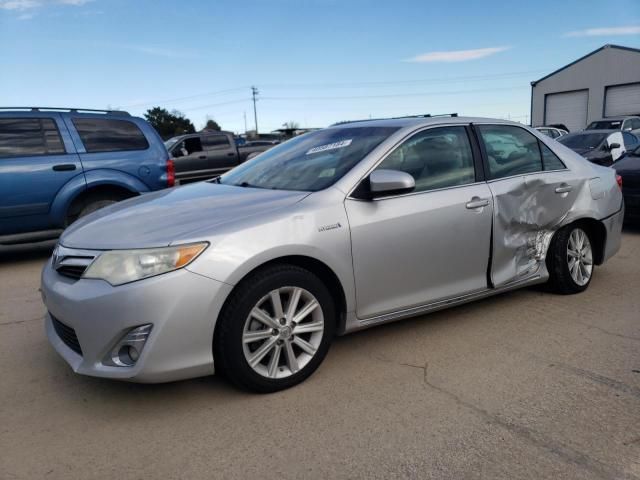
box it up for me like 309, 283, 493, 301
104, 324, 152, 367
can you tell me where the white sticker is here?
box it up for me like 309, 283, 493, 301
306, 139, 352, 155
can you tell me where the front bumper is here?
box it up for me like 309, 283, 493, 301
42, 257, 233, 383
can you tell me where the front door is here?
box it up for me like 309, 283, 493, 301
345, 125, 493, 319
202, 133, 238, 173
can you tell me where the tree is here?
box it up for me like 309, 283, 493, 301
202, 118, 221, 131
144, 107, 195, 140
282, 121, 300, 130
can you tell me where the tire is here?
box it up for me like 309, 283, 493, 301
77, 195, 121, 220
546, 225, 594, 295
214, 264, 335, 393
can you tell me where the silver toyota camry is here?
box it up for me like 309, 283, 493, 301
41, 116, 624, 392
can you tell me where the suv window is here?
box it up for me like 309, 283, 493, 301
0, 118, 65, 158
376, 126, 475, 193
478, 125, 542, 180
203, 134, 230, 150
73, 118, 149, 153
623, 132, 639, 150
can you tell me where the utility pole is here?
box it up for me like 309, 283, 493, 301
243, 111, 247, 134
251, 86, 259, 135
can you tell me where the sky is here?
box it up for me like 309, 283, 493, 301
1, 0, 639, 134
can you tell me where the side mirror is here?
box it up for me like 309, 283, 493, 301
608, 142, 621, 150
172, 148, 184, 158
369, 169, 415, 197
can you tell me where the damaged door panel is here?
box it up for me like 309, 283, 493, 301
486, 171, 580, 287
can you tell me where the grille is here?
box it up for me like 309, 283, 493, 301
56, 264, 88, 279
51, 315, 82, 355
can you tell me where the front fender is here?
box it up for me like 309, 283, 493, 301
50, 169, 150, 226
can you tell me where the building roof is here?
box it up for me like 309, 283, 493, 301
531, 44, 640, 86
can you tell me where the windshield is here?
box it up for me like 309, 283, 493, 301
219, 126, 399, 191
559, 133, 608, 150
587, 120, 621, 130
164, 137, 180, 150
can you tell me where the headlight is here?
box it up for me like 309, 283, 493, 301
83, 242, 208, 286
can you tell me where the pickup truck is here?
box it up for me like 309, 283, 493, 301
164, 131, 276, 184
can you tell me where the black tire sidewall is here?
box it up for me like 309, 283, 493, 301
216, 265, 335, 393
547, 225, 592, 294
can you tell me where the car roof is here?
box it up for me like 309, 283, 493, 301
329, 116, 526, 129
590, 117, 638, 122
563, 130, 617, 138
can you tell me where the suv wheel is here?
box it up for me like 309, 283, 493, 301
546, 225, 594, 294
214, 264, 335, 393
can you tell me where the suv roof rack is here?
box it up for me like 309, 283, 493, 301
331, 113, 458, 126
0, 107, 131, 116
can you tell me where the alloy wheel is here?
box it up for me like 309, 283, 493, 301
567, 228, 593, 287
242, 287, 324, 379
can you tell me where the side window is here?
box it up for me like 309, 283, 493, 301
72, 118, 149, 153
478, 125, 542, 180
203, 135, 231, 150
376, 126, 476, 193
632, 119, 640, 130
0, 117, 65, 158
623, 132, 638, 149
539, 142, 566, 170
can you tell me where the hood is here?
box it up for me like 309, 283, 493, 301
61, 182, 309, 249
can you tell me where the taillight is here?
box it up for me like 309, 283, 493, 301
616, 174, 623, 190
166, 158, 175, 187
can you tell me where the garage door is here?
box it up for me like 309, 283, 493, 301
605, 83, 640, 117
544, 90, 588, 132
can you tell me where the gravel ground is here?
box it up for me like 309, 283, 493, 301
1, 231, 639, 480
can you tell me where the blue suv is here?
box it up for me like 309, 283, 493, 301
0, 108, 172, 245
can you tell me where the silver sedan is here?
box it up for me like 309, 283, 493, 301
41, 116, 624, 392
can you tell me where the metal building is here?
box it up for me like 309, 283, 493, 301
530, 44, 640, 132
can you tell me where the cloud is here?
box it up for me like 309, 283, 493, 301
564, 25, 640, 37
405, 46, 511, 63
0, 0, 92, 10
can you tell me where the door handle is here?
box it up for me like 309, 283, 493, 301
555, 184, 573, 194
198, 155, 207, 160
465, 197, 489, 209
227, 152, 235, 157
52, 164, 76, 171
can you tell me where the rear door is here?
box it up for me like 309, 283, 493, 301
475, 124, 578, 287
202, 133, 238, 173
345, 125, 493, 319
0, 115, 83, 235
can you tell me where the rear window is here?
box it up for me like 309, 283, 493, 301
0, 117, 65, 158
73, 118, 149, 153
203, 135, 231, 150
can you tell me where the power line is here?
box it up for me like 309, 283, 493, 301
259, 69, 547, 89
123, 86, 250, 108
260, 85, 528, 101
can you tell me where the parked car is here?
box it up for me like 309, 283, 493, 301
614, 145, 640, 222
535, 126, 568, 139
42, 117, 623, 392
0, 108, 171, 245
586, 116, 640, 136
557, 130, 638, 166
164, 131, 276, 183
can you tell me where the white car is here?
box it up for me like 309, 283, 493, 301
535, 126, 568, 139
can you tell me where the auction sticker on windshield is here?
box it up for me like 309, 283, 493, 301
306, 139, 352, 155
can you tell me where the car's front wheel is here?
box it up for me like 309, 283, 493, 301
214, 264, 335, 392
546, 225, 594, 294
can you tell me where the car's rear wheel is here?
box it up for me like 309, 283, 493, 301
546, 225, 594, 294
214, 264, 335, 392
